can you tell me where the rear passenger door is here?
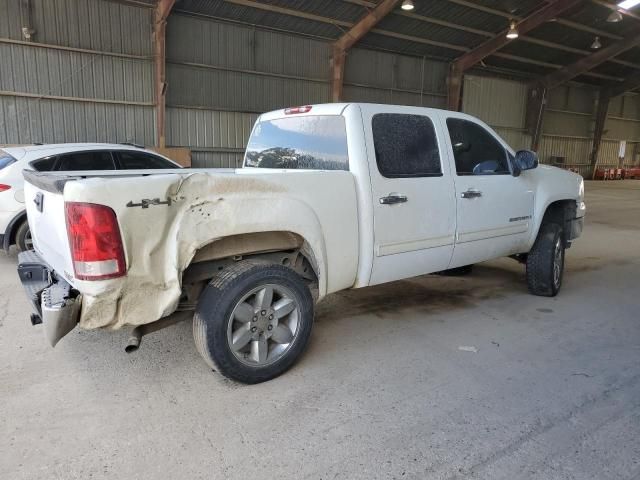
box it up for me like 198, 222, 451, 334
361, 105, 457, 285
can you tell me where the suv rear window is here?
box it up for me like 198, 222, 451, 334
0, 152, 16, 170
31, 156, 57, 171
117, 151, 180, 169
244, 115, 349, 170
57, 151, 116, 171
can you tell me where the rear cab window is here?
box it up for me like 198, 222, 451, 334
244, 115, 349, 170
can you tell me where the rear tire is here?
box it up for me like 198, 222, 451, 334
193, 260, 314, 384
15, 220, 32, 252
526, 222, 565, 297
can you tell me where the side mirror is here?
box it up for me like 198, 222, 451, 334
513, 150, 538, 176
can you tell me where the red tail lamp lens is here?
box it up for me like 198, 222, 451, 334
65, 202, 126, 280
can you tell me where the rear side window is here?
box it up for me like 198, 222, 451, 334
372, 114, 442, 178
57, 151, 116, 171
0, 153, 16, 170
117, 151, 179, 169
446, 118, 509, 175
245, 115, 349, 170
31, 156, 57, 171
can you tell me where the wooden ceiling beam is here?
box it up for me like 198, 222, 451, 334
447, 0, 624, 40
539, 31, 640, 89
605, 70, 640, 97
452, 0, 583, 73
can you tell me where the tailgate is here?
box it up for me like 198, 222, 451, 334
23, 172, 75, 285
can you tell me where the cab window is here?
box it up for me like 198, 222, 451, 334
372, 113, 442, 178
446, 118, 510, 175
244, 115, 349, 170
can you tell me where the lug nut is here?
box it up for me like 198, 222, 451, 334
251, 326, 257, 333
267, 325, 273, 331
253, 316, 257, 322
261, 310, 267, 315
269, 314, 274, 320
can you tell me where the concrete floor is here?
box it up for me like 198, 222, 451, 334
1, 181, 639, 480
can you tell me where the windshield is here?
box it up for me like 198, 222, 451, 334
0, 151, 17, 170
244, 115, 349, 171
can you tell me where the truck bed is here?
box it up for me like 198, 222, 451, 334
23, 168, 359, 330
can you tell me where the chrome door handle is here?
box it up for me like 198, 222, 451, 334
380, 193, 408, 205
461, 189, 482, 199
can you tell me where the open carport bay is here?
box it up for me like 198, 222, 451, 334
0, 180, 638, 480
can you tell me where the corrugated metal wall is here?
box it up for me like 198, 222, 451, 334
462, 75, 640, 174
0, 0, 154, 145
164, 13, 449, 167
1, 1, 639, 172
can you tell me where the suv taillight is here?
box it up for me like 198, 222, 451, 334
0, 184, 11, 192
65, 202, 126, 280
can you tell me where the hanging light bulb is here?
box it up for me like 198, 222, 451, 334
607, 10, 623, 22
591, 36, 602, 49
401, 0, 414, 10
506, 20, 519, 39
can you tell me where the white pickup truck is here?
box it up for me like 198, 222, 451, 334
18, 103, 585, 383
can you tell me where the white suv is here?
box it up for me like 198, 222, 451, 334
1, 143, 181, 252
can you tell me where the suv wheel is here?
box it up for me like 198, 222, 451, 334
15, 220, 33, 252
193, 260, 314, 384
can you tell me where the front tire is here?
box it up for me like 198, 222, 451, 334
526, 222, 565, 297
193, 260, 314, 384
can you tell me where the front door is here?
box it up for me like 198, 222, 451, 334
443, 115, 534, 268
361, 105, 457, 285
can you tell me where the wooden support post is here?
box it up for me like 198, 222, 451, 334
331, 46, 347, 102
154, 0, 175, 148
525, 84, 547, 151
447, 64, 463, 111
589, 90, 610, 179
330, 0, 400, 102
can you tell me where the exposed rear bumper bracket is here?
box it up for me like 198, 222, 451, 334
17, 250, 81, 346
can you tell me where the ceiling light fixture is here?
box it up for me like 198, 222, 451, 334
401, 0, 414, 11
506, 20, 519, 39
607, 10, 623, 22
618, 0, 640, 9
591, 36, 602, 49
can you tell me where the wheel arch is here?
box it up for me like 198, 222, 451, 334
182, 230, 322, 296
531, 199, 577, 248
3, 210, 27, 252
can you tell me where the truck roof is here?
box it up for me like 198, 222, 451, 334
258, 102, 467, 122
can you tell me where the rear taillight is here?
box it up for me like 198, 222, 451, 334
65, 202, 126, 280
0, 184, 11, 192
